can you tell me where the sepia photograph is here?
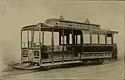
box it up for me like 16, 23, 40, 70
0, 0, 124, 80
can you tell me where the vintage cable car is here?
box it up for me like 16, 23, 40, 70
14, 16, 118, 69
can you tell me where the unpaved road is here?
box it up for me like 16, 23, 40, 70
2, 59, 124, 80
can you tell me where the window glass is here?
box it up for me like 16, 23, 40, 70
54, 32, 59, 45
22, 31, 27, 42
84, 34, 90, 44
77, 35, 81, 44
34, 31, 39, 43
41, 31, 59, 45
92, 34, 98, 44
100, 35, 105, 44
61, 36, 66, 44
64, 36, 66, 44
44, 31, 51, 45
29, 31, 31, 41
107, 37, 111, 44
69, 34, 72, 44
22, 31, 28, 47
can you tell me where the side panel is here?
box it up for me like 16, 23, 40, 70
81, 52, 112, 59
21, 49, 29, 62
21, 48, 41, 64
112, 44, 118, 60
81, 45, 114, 60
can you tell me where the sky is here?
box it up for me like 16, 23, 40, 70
0, 0, 125, 71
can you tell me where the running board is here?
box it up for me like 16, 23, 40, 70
40, 61, 83, 67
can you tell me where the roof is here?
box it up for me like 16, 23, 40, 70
45, 18, 100, 27
22, 23, 118, 34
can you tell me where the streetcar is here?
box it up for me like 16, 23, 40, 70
14, 16, 118, 69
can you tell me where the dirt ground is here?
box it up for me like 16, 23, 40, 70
2, 57, 124, 80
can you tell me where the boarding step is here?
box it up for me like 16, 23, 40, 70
13, 63, 40, 70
